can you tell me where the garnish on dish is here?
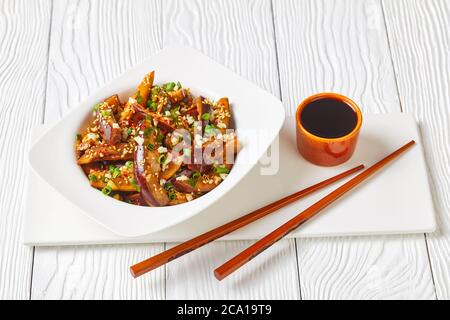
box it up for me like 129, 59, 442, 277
76, 71, 240, 207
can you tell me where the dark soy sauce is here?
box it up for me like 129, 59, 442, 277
300, 98, 357, 139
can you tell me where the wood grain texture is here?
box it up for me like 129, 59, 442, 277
32, 245, 164, 299
31, 0, 165, 300
273, 0, 436, 299
297, 235, 435, 299
0, 0, 51, 299
166, 240, 299, 299
382, 0, 450, 299
163, 0, 300, 299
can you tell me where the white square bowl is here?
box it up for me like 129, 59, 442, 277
28, 46, 285, 237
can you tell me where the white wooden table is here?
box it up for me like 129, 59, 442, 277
1, 0, 449, 300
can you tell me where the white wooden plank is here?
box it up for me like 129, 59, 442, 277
383, 0, 450, 299
0, 0, 52, 299
31, 0, 165, 300
163, 0, 300, 299
166, 240, 299, 299
273, 0, 436, 299
297, 235, 435, 299
32, 245, 164, 299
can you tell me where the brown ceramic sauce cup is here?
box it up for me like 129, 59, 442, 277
295, 93, 363, 166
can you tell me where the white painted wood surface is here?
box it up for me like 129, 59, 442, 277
1, 0, 448, 299
383, 0, 450, 300
273, 0, 435, 300
0, 0, 52, 299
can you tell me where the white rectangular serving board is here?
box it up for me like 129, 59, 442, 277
23, 113, 436, 246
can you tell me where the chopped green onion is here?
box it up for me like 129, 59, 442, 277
106, 180, 117, 189
168, 190, 176, 201
158, 154, 167, 164
101, 185, 112, 196
215, 166, 230, 174
163, 82, 176, 92
164, 182, 174, 191
109, 165, 121, 179
176, 81, 182, 89
156, 133, 164, 143
152, 86, 160, 95
127, 127, 134, 136
112, 169, 120, 179
136, 91, 143, 104
204, 124, 218, 136
147, 143, 154, 151
125, 161, 133, 169
144, 128, 152, 138
88, 173, 97, 182
101, 110, 111, 117
188, 171, 201, 187
201, 113, 211, 121
129, 178, 141, 192
145, 114, 153, 121
93, 103, 101, 111
147, 100, 157, 111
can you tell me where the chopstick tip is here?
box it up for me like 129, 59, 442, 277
129, 266, 139, 279
213, 269, 225, 281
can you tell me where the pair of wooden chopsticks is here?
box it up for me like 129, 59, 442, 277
131, 140, 415, 280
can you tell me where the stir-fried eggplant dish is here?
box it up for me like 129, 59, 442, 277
76, 71, 239, 207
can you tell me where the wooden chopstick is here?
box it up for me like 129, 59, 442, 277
214, 140, 416, 281
130, 165, 364, 278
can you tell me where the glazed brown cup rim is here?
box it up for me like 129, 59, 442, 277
296, 92, 363, 143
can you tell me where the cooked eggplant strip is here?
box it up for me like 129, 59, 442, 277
168, 191, 194, 206
130, 103, 152, 124
81, 162, 105, 175
157, 118, 176, 134
124, 193, 149, 206
76, 131, 101, 157
104, 94, 121, 112
182, 106, 199, 117
187, 163, 212, 175
134, 120, 169, 206
88, 171, 137, 192
172, 181, 195, 194
207, 135, 240, 163
86, 162, 137, 192
135, 71, 154, 109
223, 135, 240, 160
195, 173, 222, 192
188, 135, 239, 172
96, 96, 122, 145
120, 71, 155, 123
171, 170, 221, 194
194, 97, 211, 118
171, 170, 195, 193
167, 88, 187, 104
77, 142, 134, 164
193, 97, 213, 132
161, 160, 182, 180
214, 97, 231, 133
